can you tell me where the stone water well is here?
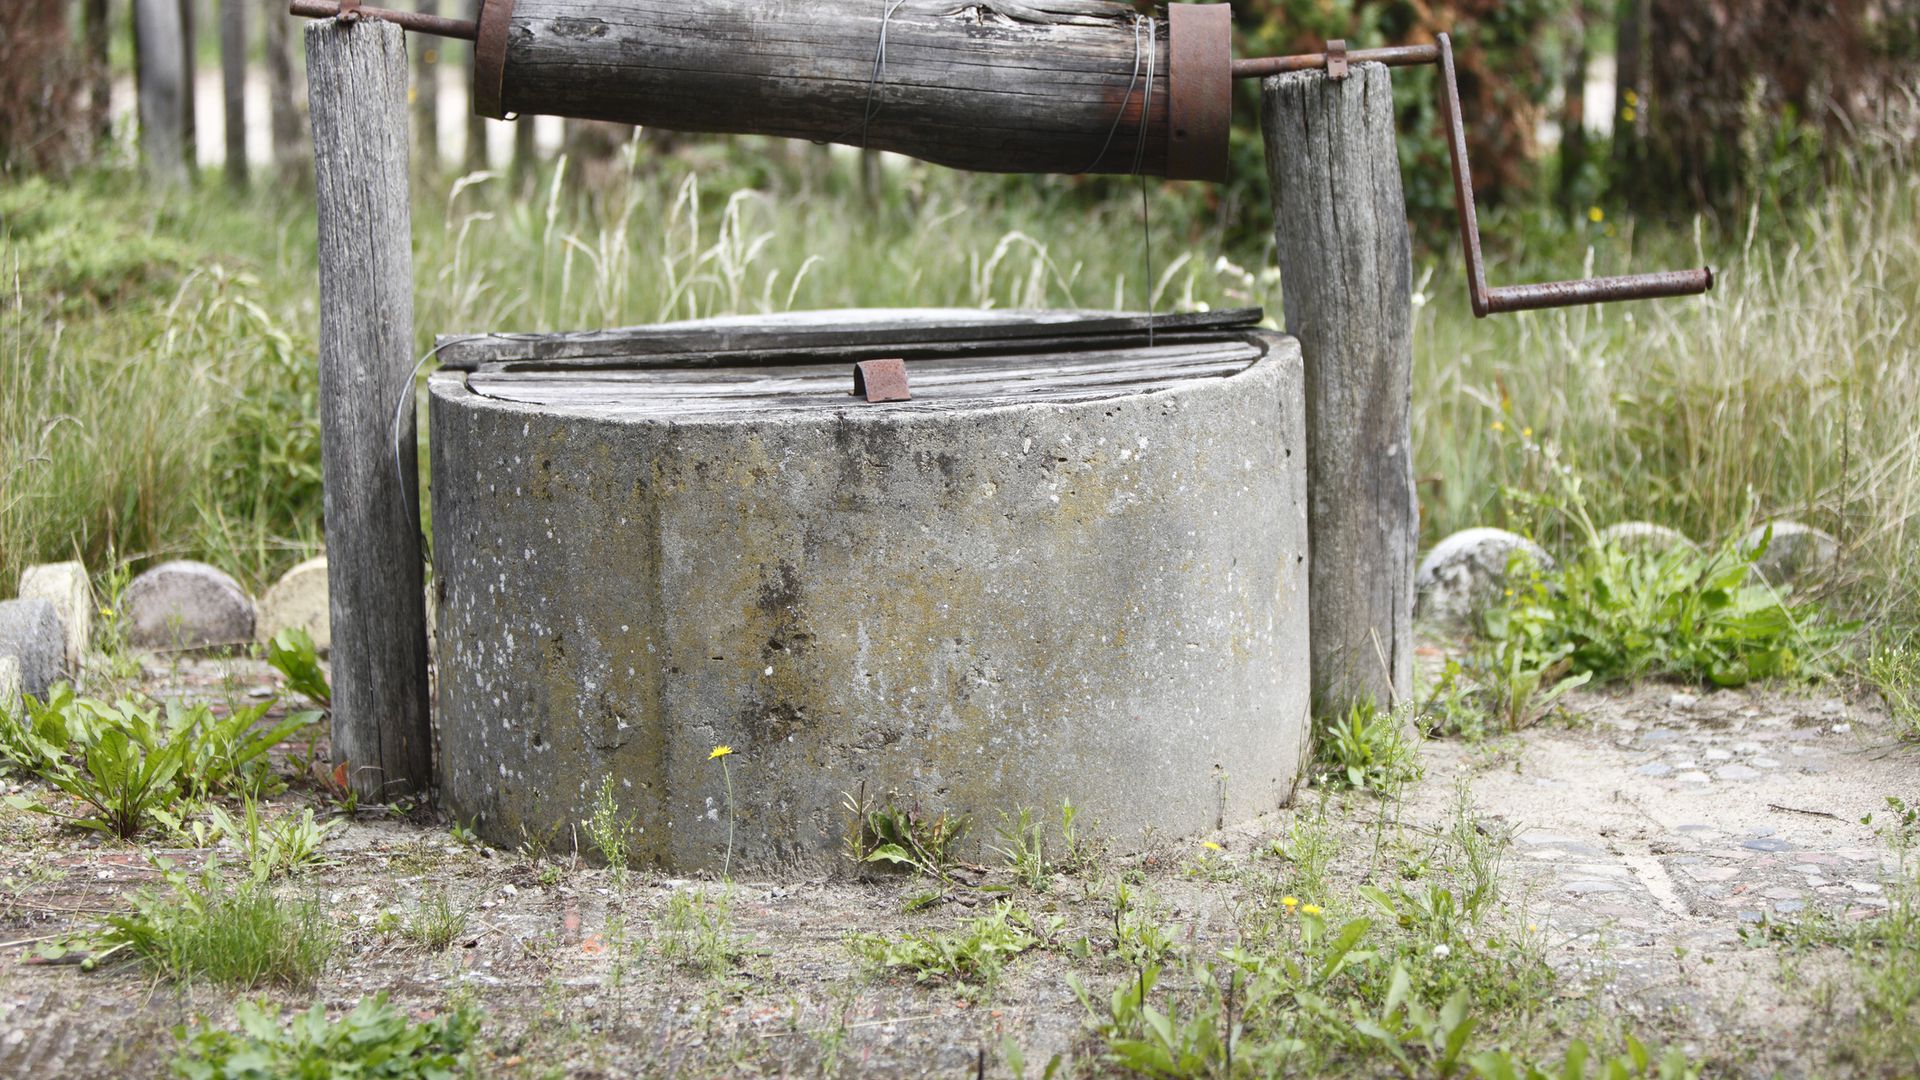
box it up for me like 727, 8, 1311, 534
428, 309, 1310, 872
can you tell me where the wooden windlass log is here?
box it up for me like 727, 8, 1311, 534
470, 0, 1233, 180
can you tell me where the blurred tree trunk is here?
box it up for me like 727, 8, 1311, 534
1630, 0, 1916, 212
414, 0, 440, 172
178, 0, 196, 172
464, 38, 486, 171
1556, 3, 1590, 214
264, 0, 306, 185
860, 147, 882, 207
220, 0, 247, 187
0, 0, 84, 172
1611, 0, 1647, 185
86, 0, 112, 151
511, 116, 535, 190
133, 0, 188, 182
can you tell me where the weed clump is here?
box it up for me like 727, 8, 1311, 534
846, 902, 1036, 989
0, 687, 317, 838
1312, 702, 1423, 796
99, 861, 335, 988
170, 994, 476, 1080
654, 885, 744, 976
840, 784, 968, 881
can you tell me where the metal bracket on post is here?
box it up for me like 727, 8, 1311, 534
1324, 39, 1349, 80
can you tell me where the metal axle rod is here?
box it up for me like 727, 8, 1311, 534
288, 0, 476, 38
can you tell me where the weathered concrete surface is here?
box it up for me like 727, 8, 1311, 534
0, 599, 63, 699
430, 331, 1310, 873
121, 561, 255, 651
18, 562, 91, 668
257, 556, 331, 653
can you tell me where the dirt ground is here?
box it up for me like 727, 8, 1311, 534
0, 657, 1914, 1079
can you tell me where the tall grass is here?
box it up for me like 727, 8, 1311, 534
3, 136, 1917, 631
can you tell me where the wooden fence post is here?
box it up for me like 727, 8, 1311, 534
306, 17, 433, 802
1261, 64, 1416, 718
132, 0, 188, 183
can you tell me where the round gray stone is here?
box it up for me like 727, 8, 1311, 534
1596, 521, 1697, 556
18, 561, 92, 667
0, 656, 19, 712
1739, 521, 1838, 587
0, 598, 63, 698
122, 561, 256, 651
256, 555, 331, 653
430, 330, 1310, 874
1414, 528, 1554, 625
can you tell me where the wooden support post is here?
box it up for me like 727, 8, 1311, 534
132, 0, 188, 183
306, 18, 433, 802
1261, 64, 1416, 717
219, 0, 247, 187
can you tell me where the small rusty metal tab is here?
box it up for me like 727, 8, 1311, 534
1166, 3, 1233, 183
1325, 39, 1350, 80
852, 359, 910, 403
472, 0, 516, 119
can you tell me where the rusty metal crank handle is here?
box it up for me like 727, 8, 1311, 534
1433, 32, 1711, 317
1236, 33, 1714, 317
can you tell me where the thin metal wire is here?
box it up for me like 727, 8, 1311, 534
1078, 15, 1145, 174
860, 0, 912, 149
1131, 16, 1156, 345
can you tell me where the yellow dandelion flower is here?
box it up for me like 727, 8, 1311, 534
1203, 841, 1223, 851
1282, 895, 1299, 909
708, 745, 734, 760
1301, 903, 1322, 916
1587, 206, 1605, 224
1521, 427, 1533, 439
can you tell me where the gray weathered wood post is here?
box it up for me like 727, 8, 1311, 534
1261, 64, 1416, 718
219, 0, 247, 187
132, 0, 189, 183
305, 17, 433, 801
